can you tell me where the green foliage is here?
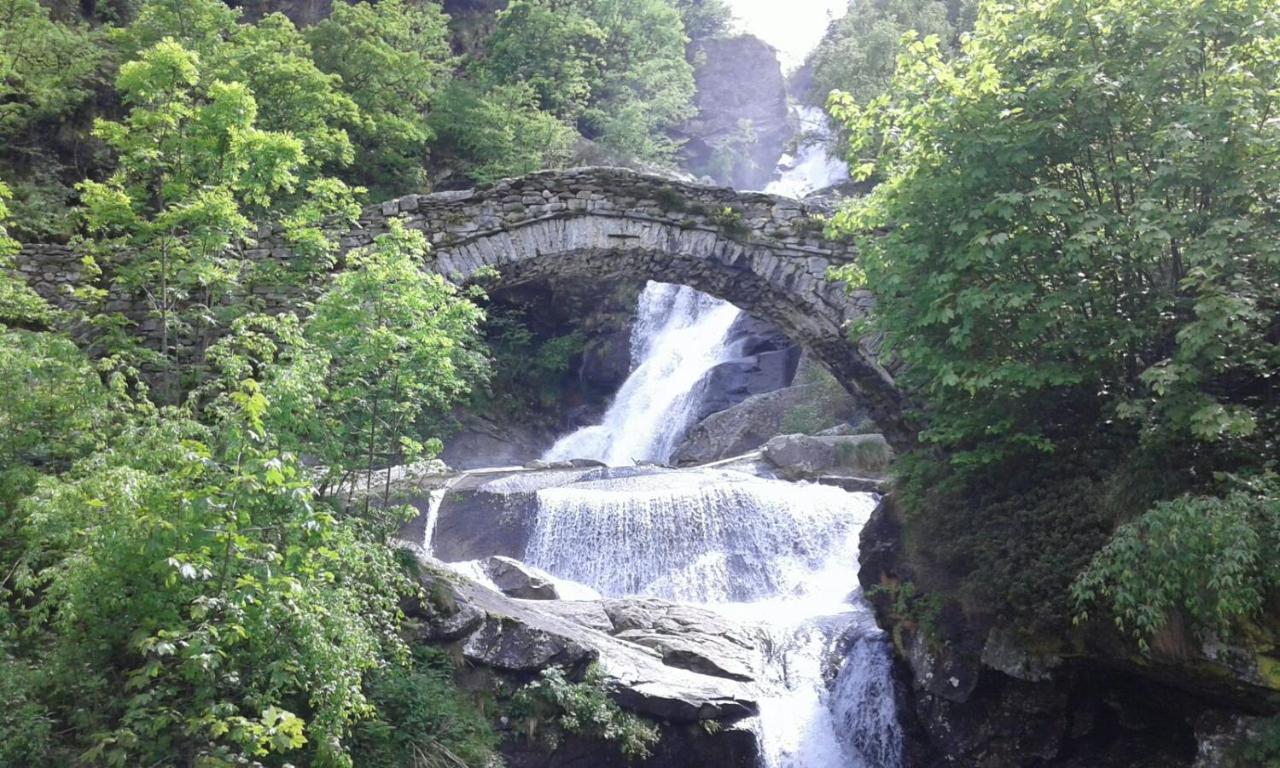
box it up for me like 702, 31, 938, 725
829, 0, 1280, 475
0, 0, 103, 139
479, 1, 605, 121
834, 437, 892, 474
804, 0, 971, 108
673, 0, 734, 42
0, 181, 53, 325
479, 305, 586, 417
512, 665, 659, 760
476, 0, 696, 163
78, 35, 361, 401
307, 0, 453, 196
8, 407, 414, 766
1238, 716, 1280, 768
709, 205, 750, 239
429, 80, 576, 184
868, 580, 945, 640
306, 221, 487, 504
351, 647, 498, 768
1073, 478, 1280, 650
120, 0, 362, 171
0, 0, 107, 239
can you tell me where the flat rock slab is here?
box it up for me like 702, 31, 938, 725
428, 564, 758, 723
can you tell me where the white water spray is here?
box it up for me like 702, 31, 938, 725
523, 466, 902, 768
542, 282, 742, 465
767, 105, 850, 198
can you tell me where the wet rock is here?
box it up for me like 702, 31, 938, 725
673, 380, 863, 464
604, 598, 761, 683
421, 564, 760, 723
426, 467, 597, 562
441, 412, 553, 470
528, 600, 616, 633
482, 555, 560, 600
463, 614, 595, 672
579, 329, 633, 392
762, 432, 893, 481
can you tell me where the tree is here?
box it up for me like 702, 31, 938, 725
307, 0, 454, 196
77, 37, 360, 402
305, 221, 487, 507
8, 386, 415, 766
121, 0, 363, 174
673, 0, 734, 43
830, 0, 1280, 471
479, 1, 605, 121
829, 0, 1280, 638
804, 0, 966, 108
0, 0, 107, 239
477, 0, 696, 163
429, 80, 577, 184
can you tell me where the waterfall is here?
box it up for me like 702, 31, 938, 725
767, 105, 850, 198
523, 466, 902, 768
831, 636, 905, 767
542, 281, 742, 465
526, 469, 867, 603
495, 6, 902, 764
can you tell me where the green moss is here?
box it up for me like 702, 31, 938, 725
1258, 654, 1280, 691
653, 185, 688, 212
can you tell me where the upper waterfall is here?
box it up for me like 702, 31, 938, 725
542, 282, 743, 465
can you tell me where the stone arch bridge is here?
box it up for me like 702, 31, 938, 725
16, 167, 909, 447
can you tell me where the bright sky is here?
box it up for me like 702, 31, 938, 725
723, 0, 850, 72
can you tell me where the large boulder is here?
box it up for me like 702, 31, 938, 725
761, 433, 893, 481
673, 381, 864, 464
411, 563, 760, 724
482, 555, 560, 600
676, 35, 790, 189
604, 598, 760, 682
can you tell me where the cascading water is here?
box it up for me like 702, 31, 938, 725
522, 466, 903, 768
767, 105, 851, 198
477, 5, 900, 763
542, 281, 742, 465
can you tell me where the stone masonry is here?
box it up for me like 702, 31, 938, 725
14, 166, 910, 448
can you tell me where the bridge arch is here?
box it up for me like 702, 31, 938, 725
336, 167, 910, 448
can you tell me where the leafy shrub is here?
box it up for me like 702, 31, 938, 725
1072, 479, 1280, 651
352, 647, 498, 768
899, 456, 1116, 632
511, 665, 658, 760
1237, 716, 1280, 768
710, 206, 748, 238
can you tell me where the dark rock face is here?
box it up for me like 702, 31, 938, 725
440, 413, 555, 470
482, 555, 560, 599
579, 328, 632, 392
673, 380, 864, 464
501, 724, 759, 768
858, 496, 1278, 768
676, 35, 790, 190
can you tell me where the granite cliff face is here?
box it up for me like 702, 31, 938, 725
676, 35, 791, 190
857, 495, 1280, 767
